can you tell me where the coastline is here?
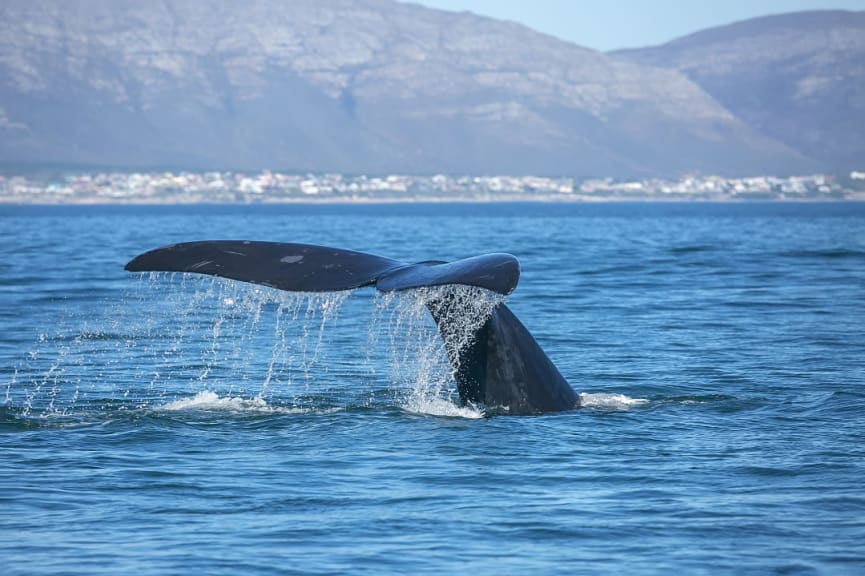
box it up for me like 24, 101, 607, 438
3, 170, 862, 204
3, 194, 865, 205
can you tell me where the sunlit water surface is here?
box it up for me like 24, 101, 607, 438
2, 203, 864, 574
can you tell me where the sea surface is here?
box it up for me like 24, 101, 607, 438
1, 202, 864, 575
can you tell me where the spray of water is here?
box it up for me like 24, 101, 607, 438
5, 274, 513, 419
375, 285, 505, 416
6, 274, 354, 418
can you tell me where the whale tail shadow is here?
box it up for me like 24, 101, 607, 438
126, 241, 579, 414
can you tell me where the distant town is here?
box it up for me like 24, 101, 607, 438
2, 171, 864, 204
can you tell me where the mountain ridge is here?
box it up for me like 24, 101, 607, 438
0, 1, 854, 176
614, 9, 865, 172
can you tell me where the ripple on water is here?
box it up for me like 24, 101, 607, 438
3, 203, 865, 574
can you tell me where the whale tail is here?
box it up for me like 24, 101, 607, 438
423, 291, 576, 413
126, 241, 578, 414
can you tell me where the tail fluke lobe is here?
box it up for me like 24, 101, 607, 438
125, 241, 402, 292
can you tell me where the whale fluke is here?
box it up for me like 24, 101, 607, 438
125, 241, 402, 292
126, 241, 578, 414
125, 241, 520, 295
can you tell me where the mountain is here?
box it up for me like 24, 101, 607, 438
615, 10, 865, 173
0, 1, 838, 177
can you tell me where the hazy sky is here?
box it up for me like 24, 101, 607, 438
408, 0, 865, 51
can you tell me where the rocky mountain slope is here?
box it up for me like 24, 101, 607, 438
615, 10, 865, 173
0, 1, 851, 176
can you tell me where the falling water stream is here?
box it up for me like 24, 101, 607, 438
6, 274, 513, 420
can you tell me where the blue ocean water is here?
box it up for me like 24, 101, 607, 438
1, 202, 864, 575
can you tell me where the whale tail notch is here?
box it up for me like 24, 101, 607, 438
125, 241, 578, 414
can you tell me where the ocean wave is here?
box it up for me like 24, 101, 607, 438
579, 392, 648, 410
779, 248, 865, 260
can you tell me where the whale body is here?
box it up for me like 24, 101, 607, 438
126, 241, 579, 414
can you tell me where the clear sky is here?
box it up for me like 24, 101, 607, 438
407, 0, 865, 51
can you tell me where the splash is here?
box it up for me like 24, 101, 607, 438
402, 396, 485, 419
160, 390, 270, 412
9, 273, 510, 419
158, 390, 329, 415
375, 285, 505, 416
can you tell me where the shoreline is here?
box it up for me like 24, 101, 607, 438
3, 199, 864, 206
3, 171, 863, 205
4, 194, 865, 205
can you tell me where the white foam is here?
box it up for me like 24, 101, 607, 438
158, 390, 308, 414
402, 396, 485, 419
579, 392, 648, 410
